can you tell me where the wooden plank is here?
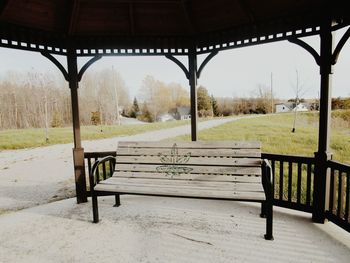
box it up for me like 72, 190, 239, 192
106, 177, 264, 191
117, 147, 261, 158
99, 181, 263, 193
118, 141, 261, 149
115, 164, 262, 175
116, 156, 261, 167
94, 183, 266, 201
113, 172, 262, 183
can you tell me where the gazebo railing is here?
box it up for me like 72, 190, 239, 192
84, 151, 350, 233
326, 160, 350, 232
262, 153, 315, 213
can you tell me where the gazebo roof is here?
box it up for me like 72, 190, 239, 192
0, 0, 349, 56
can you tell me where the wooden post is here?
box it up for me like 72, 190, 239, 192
188, 47, 198, 141
67, 48, 87, 203
312, 19, 333, 223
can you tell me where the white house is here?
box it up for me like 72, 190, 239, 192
292, 103, 309, 112
172, 107, 191, 120
275, 103, 293, 113
157, 113, 175, 122
275, 102, 309, 113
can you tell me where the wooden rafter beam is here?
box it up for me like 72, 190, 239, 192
0, 0, 10, 18
68, 0, 80, 35
180, 0, 195, 34
237, 0, 255, 24
129, 3, 135, 36
79, 0, 178, 3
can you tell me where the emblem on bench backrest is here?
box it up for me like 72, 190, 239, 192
156, 143, 193, 177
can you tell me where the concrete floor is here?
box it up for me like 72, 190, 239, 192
0, 195, 349, 263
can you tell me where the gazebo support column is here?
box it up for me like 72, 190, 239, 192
42, 50, 102, 203
288, 20, 350, 223
312, 19, 334, 223
188, 48, 198, 141
67, 49, 87, 203
165, 49, 218, 141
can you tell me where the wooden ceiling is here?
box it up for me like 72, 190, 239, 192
0, 0, 348, 54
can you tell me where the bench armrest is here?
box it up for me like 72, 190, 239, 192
262, 159, 273, 200
89, 156, 116, 190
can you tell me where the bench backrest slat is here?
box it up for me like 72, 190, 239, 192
116, 156, 261, 167
115, 141, 262, 179
118, 141, 260, 149
115, 164, 261, 175
117, 148, 260, 158
111, 172, 261, 182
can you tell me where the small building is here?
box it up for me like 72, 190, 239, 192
275, 102, 309, 113
293, 103, 309, 112
275, 103, 294, 113
157, 113, 175, 122
172, 107, 191, 120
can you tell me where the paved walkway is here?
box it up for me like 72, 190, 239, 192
0, 116, 254, 212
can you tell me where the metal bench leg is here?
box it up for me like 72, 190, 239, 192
92, 194, 99, 223
264, 200, 273, 240
114, 194, 120, 207
260, 202, 267, 218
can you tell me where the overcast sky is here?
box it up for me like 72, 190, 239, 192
0, 27, 349, 100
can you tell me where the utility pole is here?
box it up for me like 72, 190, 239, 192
44, 93, 49, 142
39, 74, 49, 142
112, 66, 121, 125
270, 72, 273, 113
292, 69, 299, 133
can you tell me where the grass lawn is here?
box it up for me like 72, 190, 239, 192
172, 112, 350, 164
0, 120, 189, 150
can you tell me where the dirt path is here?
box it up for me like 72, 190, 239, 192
0, 116, 257, 213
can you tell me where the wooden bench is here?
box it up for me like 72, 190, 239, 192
89, 141, 274, 240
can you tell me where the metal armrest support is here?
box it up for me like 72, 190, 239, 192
90, 155, 116, 223
262, 159, 273, 195
89, 156, 116, 190
261, 159, 274, 240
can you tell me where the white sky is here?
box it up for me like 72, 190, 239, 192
0, 27, 349, 100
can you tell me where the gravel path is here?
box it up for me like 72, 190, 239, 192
0, 116, 257, 212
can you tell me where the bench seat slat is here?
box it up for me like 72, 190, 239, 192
113, 172, 261, 182
118, 141, 260, 149
106, 177, 263, 190
117, 148, 261, 158
116, 156, 261, 167
95, 180, 265, 201
98, 181, 263, 194
116, 164, 262, 176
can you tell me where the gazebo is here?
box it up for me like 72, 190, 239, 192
0, 0, 349, 232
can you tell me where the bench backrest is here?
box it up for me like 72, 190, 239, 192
115, 141, 262, 182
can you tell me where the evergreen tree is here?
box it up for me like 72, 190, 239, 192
139, 103, 154, 122
197, 86, 212, 117
211, 95, 219, 117
129, 97, 140, 118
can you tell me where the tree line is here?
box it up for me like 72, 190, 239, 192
0, 70, 191, 129
1, 69, 346, 130
0, 69, 130, 129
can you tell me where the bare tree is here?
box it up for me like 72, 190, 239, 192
291, 69, 308, 133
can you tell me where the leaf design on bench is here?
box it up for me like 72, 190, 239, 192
156, 143, 193, 177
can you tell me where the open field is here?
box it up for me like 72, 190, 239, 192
172, 112, 350, 164
2, 112, 350, 164
0, 120, 189, 150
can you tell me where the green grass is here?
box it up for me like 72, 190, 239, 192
0, 120, 190, 150
172, 112, 350, 164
